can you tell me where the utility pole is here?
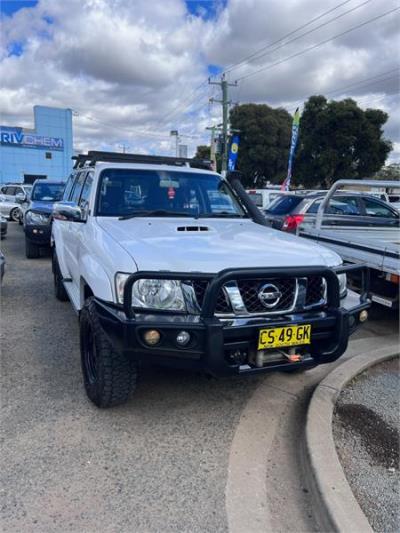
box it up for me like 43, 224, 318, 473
206, 125, 220, 171
170, 130, 179, 157
209, 74, 237, 174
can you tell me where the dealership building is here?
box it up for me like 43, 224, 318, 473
0, 106, 73, 184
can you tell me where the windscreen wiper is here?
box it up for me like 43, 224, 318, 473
119, 210, 194, 220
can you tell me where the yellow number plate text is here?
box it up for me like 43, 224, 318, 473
258, 325, 311, 350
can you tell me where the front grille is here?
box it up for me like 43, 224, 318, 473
305, 276, 326, 306
237, 279, 296, 313
191, 280, 232, 313
190, 275, 326, 316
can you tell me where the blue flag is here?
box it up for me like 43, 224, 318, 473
281, 108, 301, 191
228, 135, 240, 171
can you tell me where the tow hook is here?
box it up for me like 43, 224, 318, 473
277, 347, 302, 363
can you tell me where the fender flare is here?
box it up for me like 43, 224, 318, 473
79, 253, 114, 308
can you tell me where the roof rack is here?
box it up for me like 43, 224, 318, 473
72, 151, 213, 170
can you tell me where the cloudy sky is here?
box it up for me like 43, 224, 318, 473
1, 0, 399, 160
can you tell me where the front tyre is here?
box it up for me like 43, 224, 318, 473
80, 297, 138, 408
10, 207, 20, 222
25, 238, 40, 259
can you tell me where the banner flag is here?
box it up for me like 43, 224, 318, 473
228, 135, 240, 172
281, 108, 301, 191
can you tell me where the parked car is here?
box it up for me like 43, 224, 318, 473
24, 180, 65, 258
0, 194, 22, 222
51, 151, 369, 408
264, 191, 400, 232
300, 179, 400, 310
0, 183, 32, 203
246, 188, 287, 210
0, 215, 7, 238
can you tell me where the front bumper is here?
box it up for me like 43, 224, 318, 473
94, 265, 370, 377
24, 224, 51, 245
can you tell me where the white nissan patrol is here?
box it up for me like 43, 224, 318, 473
52, 151, 370, 408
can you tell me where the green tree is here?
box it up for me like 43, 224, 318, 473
295, 96, 392, 188
195, 145, 211, 159
373, 162, 400, 181
229, 104, 292, 187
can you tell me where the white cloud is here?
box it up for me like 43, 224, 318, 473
0, 0, 398, 159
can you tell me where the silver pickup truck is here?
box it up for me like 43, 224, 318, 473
299, 179, 400, 309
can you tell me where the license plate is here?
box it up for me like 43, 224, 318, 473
258, 325, 311, 350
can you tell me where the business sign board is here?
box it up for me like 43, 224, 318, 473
0, 126, 64, 151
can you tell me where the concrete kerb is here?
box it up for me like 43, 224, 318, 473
304, 345, 399, 533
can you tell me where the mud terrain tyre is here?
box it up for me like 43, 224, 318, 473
80, 297, 138, 408
52, 251, 68, 301
25, 239, 40, 259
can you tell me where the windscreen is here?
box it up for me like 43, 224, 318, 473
265, 195, 303, 215
31, 183, 64, 202
96, 169, 247, 218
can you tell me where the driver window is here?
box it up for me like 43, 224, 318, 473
63, 174, 75, 201
79, 174, 94, 212
70, 172, 86, 204
328, 197, 361, 215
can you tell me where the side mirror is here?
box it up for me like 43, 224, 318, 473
53, 201, 84, 222
15, 193, 27, 204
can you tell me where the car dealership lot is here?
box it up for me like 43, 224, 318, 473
1, 223, 397, 532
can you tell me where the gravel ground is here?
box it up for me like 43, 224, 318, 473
333, 357, 400, 533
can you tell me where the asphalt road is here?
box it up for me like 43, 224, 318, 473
1, 223, 398, 533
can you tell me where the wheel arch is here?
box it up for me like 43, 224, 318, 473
79, 254, 114, 308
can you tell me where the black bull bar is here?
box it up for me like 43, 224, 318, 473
84, 263, 373, 376
123, 263, 370, 319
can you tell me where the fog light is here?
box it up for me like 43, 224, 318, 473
359, 310, 368, 323
143, 329, 161, 346
176, 330, 191, 346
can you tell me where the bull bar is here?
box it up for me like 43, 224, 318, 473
92, 263, 370, 377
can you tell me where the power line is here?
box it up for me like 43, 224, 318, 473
325, 69, 399, 97
224, 0, 365, 75
153, 1, 369, 129
286, 68, 399, 112
157, 80, 209, 125
158, 79, 221, 128
236, 6, 400, 82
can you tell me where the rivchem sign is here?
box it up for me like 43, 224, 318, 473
0, 126, 64, 151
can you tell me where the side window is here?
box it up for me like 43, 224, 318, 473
62, 174, 76, 201
307, 199, 340, 215
70, 172, 86, 204
328, 196, 361, 215
15, 186, 23, 195
0, 186, 6, 194
6, 186, 16, 196
79, 173, 94, 211
307, 199, 322, 214
363, 198, 397, 218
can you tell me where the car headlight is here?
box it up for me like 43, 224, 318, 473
337, 273, 347, 298
25, 211, 49, 225
115, 273, 185, 311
